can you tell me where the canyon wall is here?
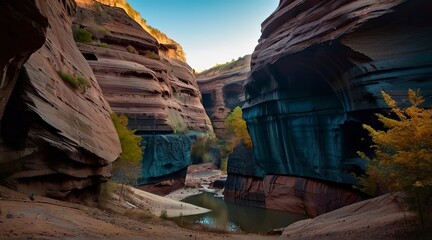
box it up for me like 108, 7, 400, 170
225, 0, 432, 216
196, 55, 250, 138
0, 0, 121, 202
74, 0, 212, 194
93, 0, 186, 61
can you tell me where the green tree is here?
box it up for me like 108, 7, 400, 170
358, 89, 432, 231
111, 113, 143, 200
224, 106, 252, 154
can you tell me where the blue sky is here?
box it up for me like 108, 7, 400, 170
127, 0, 279, 72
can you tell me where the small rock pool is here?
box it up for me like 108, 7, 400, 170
171, 192, 308, 234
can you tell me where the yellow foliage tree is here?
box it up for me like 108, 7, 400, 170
110, 113, 143, 199
224, 106, 252, 153
359, 89, 432, 231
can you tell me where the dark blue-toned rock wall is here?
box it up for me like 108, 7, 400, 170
137, 134, 193, 185
242, 0, 432, 185
225, 0, 432, 215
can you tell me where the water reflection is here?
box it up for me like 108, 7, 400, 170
172, 192, 308, 234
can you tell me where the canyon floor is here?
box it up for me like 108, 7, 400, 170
0, 184, 276, 240
1, 163, 429, 240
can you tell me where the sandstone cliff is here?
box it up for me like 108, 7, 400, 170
0, 0, 121, 202
196, 55, 250, 138
0, 1, 48, 121
92, 0, 186, 62
226, 0, 432, 215
73, 0, 212, 194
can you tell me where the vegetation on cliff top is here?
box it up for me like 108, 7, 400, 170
197, 55, 251, 77
95, 0, 186, 61
359, 89, 432, 232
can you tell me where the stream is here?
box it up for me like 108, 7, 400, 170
172, 192, 308, 234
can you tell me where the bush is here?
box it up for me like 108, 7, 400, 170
167, 109, 188, 133
160, 209, 168, 219
358, 89, 432, 231
127, 45, 138, 54
73, 27, 93, 43
143, 50, 160, 60
57, 71, 90, 90
111, 113, 143, 199
94, 42, 110, 48
191, 134, 217, 164
224, 106, 252, 154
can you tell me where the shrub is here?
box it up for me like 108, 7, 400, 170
191, 134, 217, 164
73, 27, 92, 43
111, 113, 143, 199
143, 50, 160, 60
358, 89, 432, 232
127, 45, 138, 54
94, 42, 110, 48
57, 71, 90, 90
167, 109, 188, 133
160, 209, 168, 219
224, 106, 252, 154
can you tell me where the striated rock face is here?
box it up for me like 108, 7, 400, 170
74, 0, 211, 133
225, 175, 363, 217
226, 0, 432, 214
138, 134, 192, 184
92, 0, 186, 62
196, 55, 250, 138
73, 0, 212, 193
0, 1, 48, 121
0, 0, 121, 202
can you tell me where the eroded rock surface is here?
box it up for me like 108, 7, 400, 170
196, 55, 250, 138
74, 0, 211, 133
0, 1, 48, 121
73, 0, 212, 194
226, 0, 432, 214
90, 0, 186, 61
1, 0, 121, 201
281, 193, 424, 240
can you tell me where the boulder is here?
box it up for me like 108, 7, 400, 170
281, 192, 425, 240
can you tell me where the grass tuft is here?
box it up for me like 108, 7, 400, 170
57, 71, 90, 90
73, 28, 93, 43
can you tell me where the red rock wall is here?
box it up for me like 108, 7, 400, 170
224, 174, 364, 217
74, 1, 212, 133
1, 0, 121, 202
196, 55, 250, 138
0, 1, 48, 120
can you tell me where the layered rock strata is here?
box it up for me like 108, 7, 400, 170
75, 0, 211, 133
0, 0, 121, 201
74, 0, 212, 193
226, 0, 432, 215
196, 55, 250, 138
90, 0, 186, 61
